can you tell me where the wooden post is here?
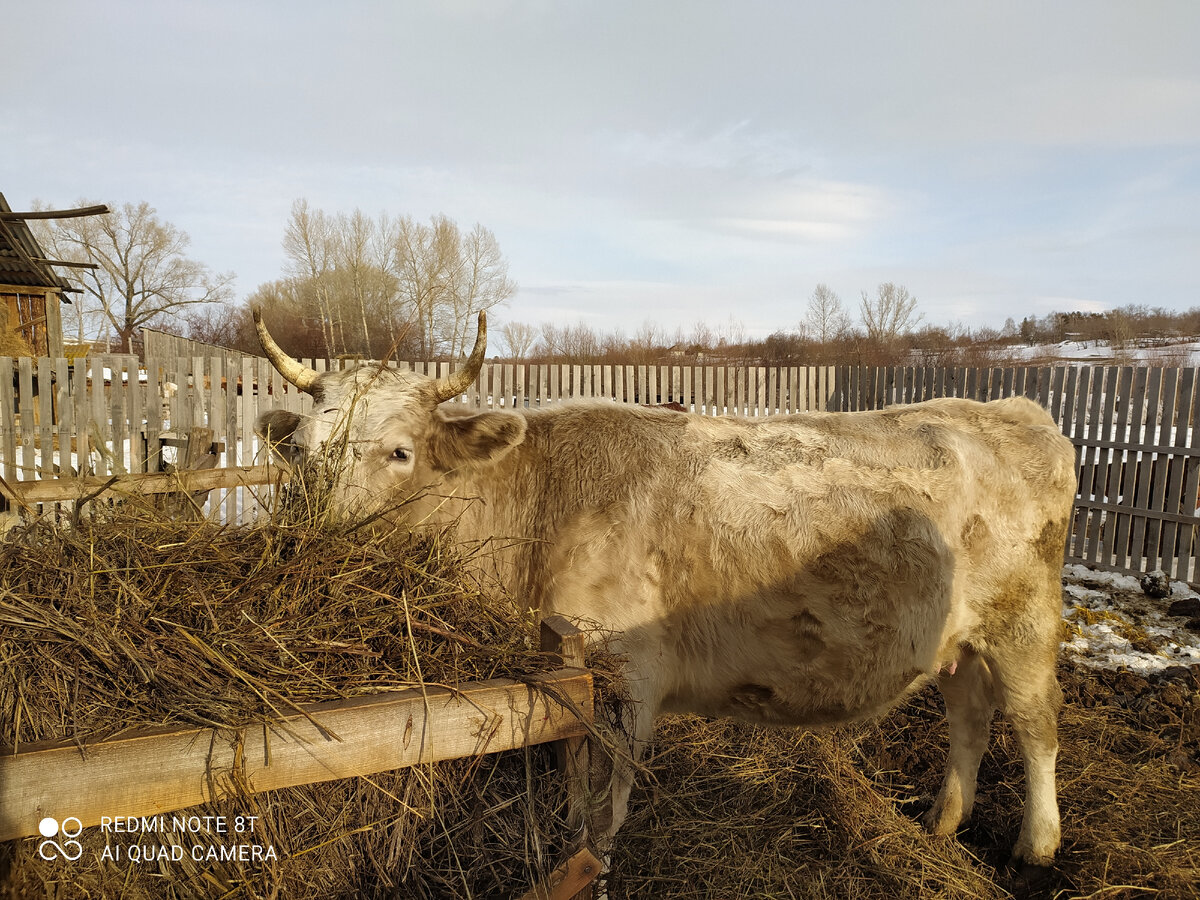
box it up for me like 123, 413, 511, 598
539, 615, 597, 900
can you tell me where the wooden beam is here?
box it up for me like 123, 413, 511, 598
517, 848, 603, 900
0, 464, 287, 504
29, 256, 100, 270
0, 204, 110, 221
0, 669, 593, 841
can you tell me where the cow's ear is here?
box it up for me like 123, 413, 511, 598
256, 410, 303, 466
428, 410, 526, 471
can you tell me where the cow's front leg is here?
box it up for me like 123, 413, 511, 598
590, 664, 659, 849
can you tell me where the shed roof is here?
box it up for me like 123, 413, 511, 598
0, 193, 107, 295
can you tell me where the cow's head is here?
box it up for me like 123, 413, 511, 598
253, 310, 526, 518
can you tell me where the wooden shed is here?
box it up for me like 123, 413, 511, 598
0, 193, 107, 358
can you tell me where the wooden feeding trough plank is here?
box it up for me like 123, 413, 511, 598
0, 463, 285, 506
0, 669, 592, 842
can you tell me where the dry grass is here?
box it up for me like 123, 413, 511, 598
609, 664, 1200, 900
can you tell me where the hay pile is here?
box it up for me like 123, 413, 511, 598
0, 486, 605, 899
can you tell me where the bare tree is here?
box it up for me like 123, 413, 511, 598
442, 223, 516, 357
804, 283, 851, 343
499, 320, 539, 358
627, 320, 665, 365
32, 200, 233, 352
687, 320, 715, 353
540, 321, 602, 363
283, 199, 339, 356
387, 215, 515, 358
860, 282, 921, 344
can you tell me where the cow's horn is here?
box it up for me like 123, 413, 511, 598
432, 311, 487, 403
253, 308, 320, 394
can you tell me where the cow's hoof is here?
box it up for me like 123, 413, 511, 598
1004, 860, 1056, 896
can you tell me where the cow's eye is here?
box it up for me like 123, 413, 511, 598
392, 448, 410, 462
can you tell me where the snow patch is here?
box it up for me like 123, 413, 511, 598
1061, 565, 1200, 673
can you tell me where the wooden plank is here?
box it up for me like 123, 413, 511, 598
129, 357, 145, 475
0, 358, 15, 482
1079, 367, 1105, 560
37, 357, 53, 478
53, 357, 73, 478
0, 465, 287, 504
220, 359, 237, 522
1129, 368, 1163, 570
1084, 367, 1119, 564
0, 669, 592, 842
144, 361, 164, 473
1112, 367, 1150, 568
1061, 366, 1086, 558
111, 356, 130, 475
1161, 368, 1195, 579
1183, 378, 1200, 582
239, 358, 256, 521
1145, 368, 1180, 569
18, 356, 34, 481
1074, 498, 1200, 529
74, 359, 92, 476
1099, 368, 1135, 570
517, 848, 602, 900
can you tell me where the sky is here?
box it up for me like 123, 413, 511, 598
4, 1, 1199, 342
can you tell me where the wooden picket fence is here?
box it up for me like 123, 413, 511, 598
3, 355, 1199, 583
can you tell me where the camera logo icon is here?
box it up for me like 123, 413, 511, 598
37, 817, 83, 861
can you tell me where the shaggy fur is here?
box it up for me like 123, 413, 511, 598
258, 362, 1076, 866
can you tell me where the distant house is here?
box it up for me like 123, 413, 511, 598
0, 192, 106, 358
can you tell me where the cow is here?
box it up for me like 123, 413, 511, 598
254, 310, 1076, 868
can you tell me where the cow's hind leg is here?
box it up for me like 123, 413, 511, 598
985, 630, 1062, 866
926, 646, 995, 836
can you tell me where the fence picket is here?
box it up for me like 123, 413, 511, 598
1161, 368, 1195, 579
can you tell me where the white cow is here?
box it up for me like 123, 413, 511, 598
255, 311, 1076, 866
